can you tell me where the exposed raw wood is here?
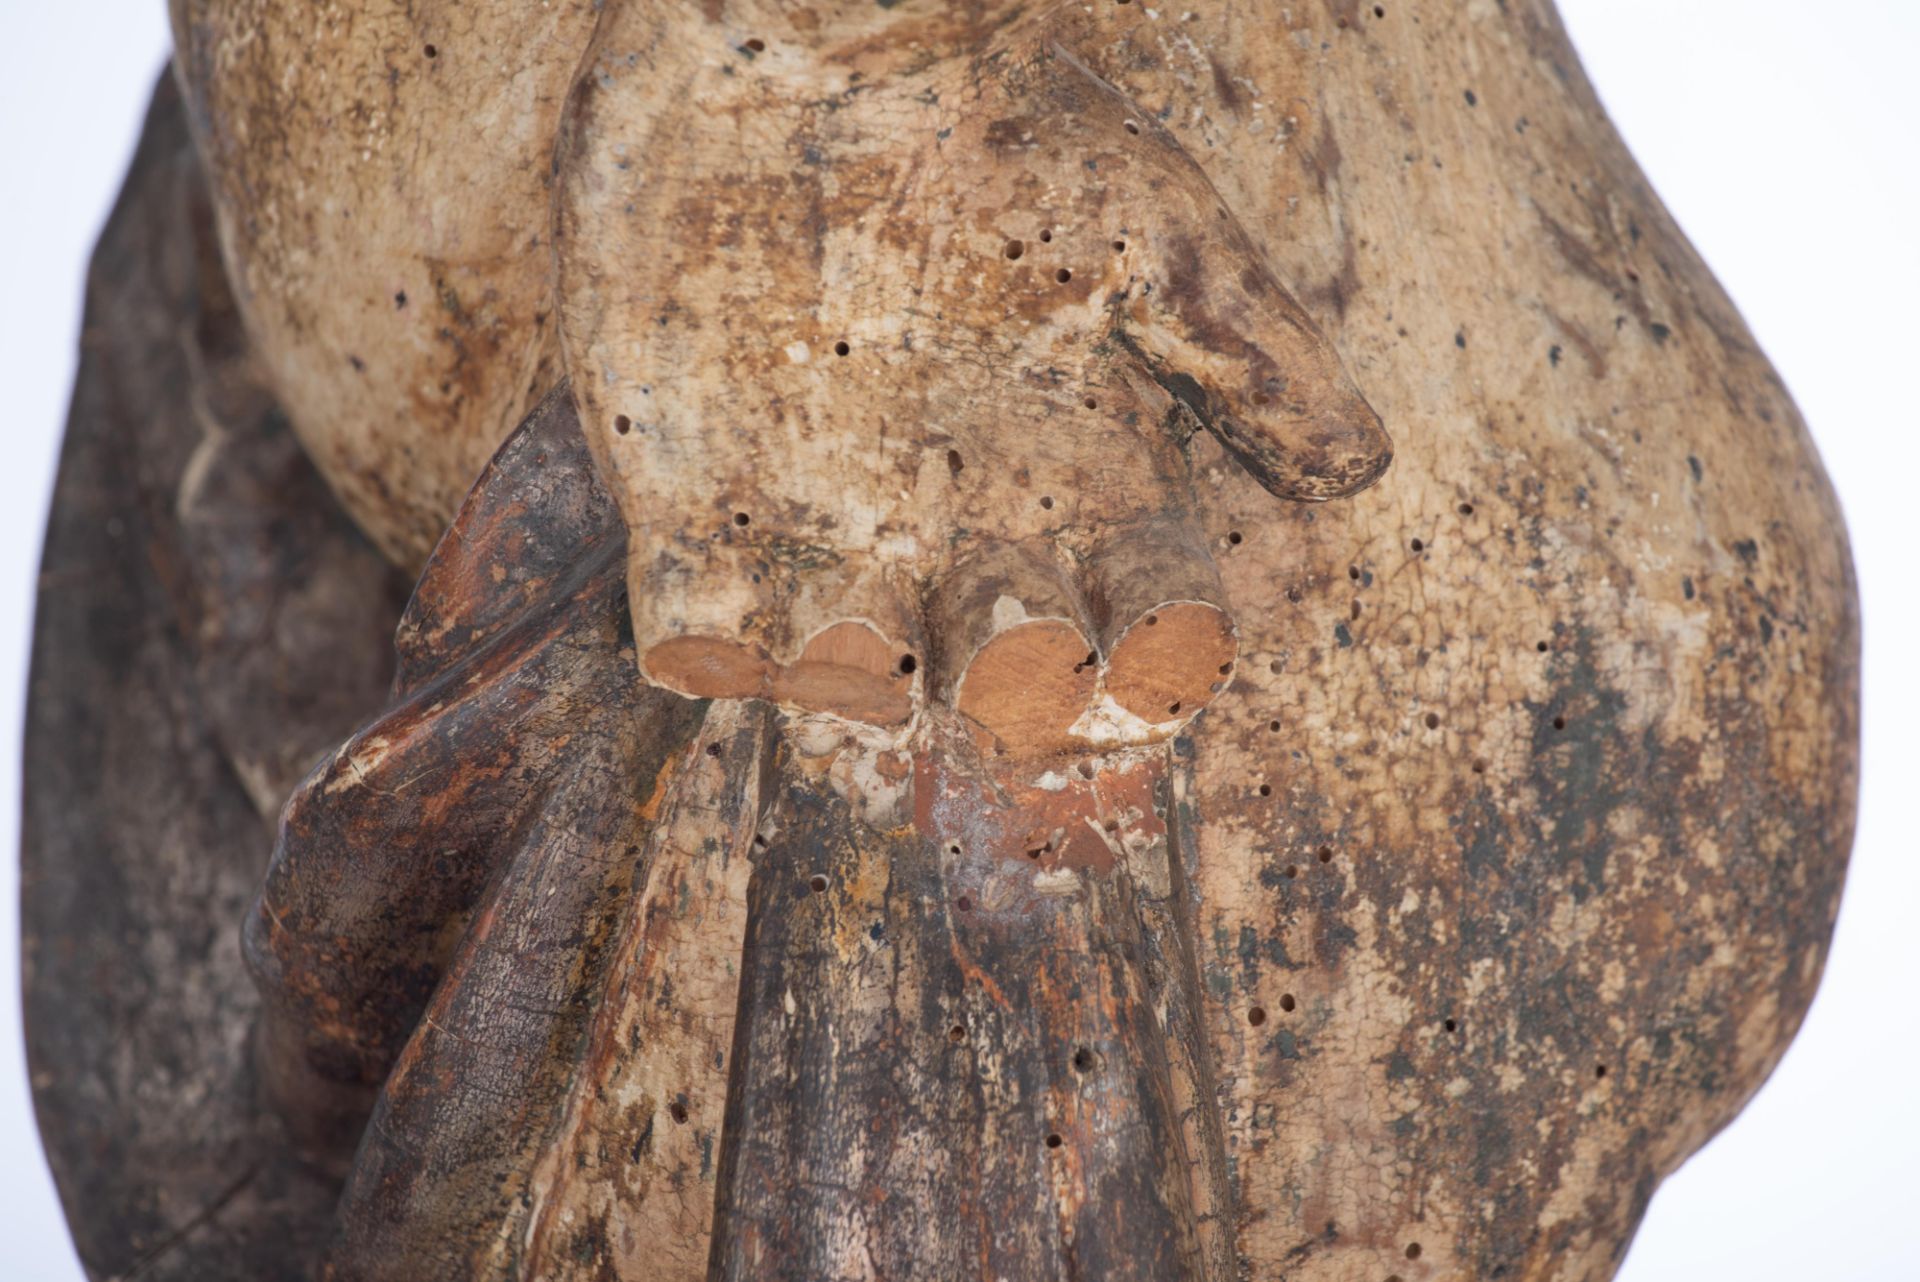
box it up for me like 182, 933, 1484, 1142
934, 540, 1101, 755
554, 4, 1388, 722
29, 2, 1861, 1280
1089, 517, 1240, 724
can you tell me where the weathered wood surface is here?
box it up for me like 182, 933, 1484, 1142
166, 0, 591, 567
22, 78, 407, 1280
243, 395, 1245, 1281
27, 1, 1862, 1279
555, 1, 1389, 716
274, 391, 714, 1279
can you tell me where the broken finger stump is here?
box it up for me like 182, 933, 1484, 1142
28, 3, 1860, 1281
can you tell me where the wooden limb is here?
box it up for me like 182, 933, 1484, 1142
1088, 517, 1240, 726
328, 703, 763, 1282
514, 701, 774, 1281
556, 3, 1385, 732
168, 0, 593, 565
39, 3, 1863, 1278
244, 387, 702, 1169
708, 732, 1226, 1280
932, 541, 1098, 757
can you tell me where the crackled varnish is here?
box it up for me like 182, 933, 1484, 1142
27, 2, 1856, 1281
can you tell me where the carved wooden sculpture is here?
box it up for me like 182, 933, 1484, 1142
25, 3, 1858, 1280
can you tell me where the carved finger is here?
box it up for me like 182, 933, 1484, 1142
931, 542, 1099, 757
627, 533, 782, 702
770, 566, 919, 725
634, 547, 919, 724
985, 41, 1390, 503
1012, 51, 1393, 504
1086, 516, 1239, 730
1119, 232, 1392, 501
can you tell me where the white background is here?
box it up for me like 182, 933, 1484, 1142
1, 4, 1915, 1278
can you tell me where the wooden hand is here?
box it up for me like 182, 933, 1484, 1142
556, 3, 1390, 748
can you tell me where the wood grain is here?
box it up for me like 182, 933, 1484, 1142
26, 3, 1860, 1278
